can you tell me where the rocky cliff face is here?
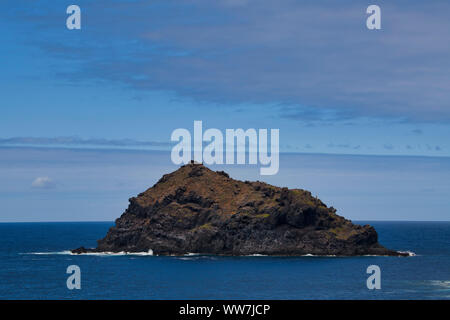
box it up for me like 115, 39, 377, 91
73, 163, 407, 256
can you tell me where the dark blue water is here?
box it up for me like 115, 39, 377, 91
0, 221, 449, 299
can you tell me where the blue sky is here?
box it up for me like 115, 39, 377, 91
0, 1, 450, 221
1, 148, 450, 222
1, 0, 450, 155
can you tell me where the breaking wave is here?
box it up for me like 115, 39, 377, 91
25, 249, 155, 256
428, 280, 450, 289
397, 251, 416, 256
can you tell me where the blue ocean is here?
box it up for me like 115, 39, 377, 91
0, 221, 449, 300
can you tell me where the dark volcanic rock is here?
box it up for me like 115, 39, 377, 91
73, 163, 408, 256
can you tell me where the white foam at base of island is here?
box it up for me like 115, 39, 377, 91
24, 249, 416, 257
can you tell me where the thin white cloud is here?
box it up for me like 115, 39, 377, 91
0, 137, 171, 149
31, 177, 55, 189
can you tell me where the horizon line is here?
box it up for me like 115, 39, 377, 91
1, 220, 449, 223
1, 145, 449, 160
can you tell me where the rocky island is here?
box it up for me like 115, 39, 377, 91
73, 163, 408, 256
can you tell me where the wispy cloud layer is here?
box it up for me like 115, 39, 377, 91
9, 0, 450, 123
0, 137, 171, 149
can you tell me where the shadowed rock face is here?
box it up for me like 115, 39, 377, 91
72, 163, 407, 256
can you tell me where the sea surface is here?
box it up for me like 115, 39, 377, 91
0, 221, 449, 300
